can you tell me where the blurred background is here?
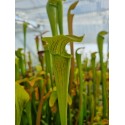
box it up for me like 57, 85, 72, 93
15, 0, 109, 66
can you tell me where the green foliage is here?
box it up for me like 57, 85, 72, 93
46, 0, 63, 36
15, 83, 30, 125
15, 14, 109, 125
20, 101, 32, 125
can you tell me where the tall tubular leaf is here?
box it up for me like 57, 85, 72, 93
42, 35, 84, 125
68, 1, 78, 34
68, 1, 79, 92
15, 48, 25, 77
57, 0, 63, 34
46, 0, 64, 88
46, 1, 58, 36
23, 22, 28, 70
76, 47, 85, 125
46, 0, 63, 36
97, 31, 108, 118
91, 52, 97, 116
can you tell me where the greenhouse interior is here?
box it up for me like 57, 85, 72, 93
15, 0, 109, 125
